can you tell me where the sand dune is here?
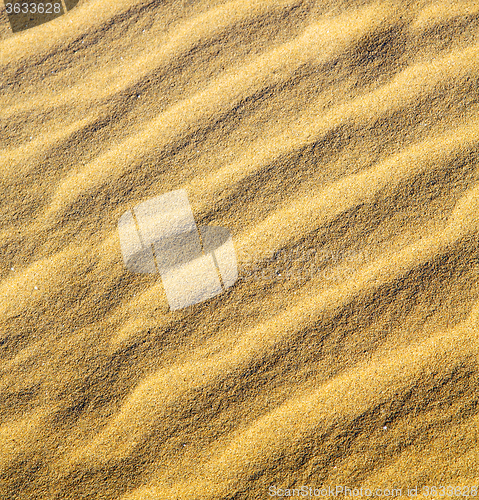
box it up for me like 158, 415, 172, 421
1, 0, 479, 498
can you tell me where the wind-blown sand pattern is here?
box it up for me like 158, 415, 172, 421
1, 0, 479, 498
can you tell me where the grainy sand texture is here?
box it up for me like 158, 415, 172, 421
1, 0, 479, 498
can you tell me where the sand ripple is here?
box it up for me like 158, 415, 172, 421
1, 0, 479, 498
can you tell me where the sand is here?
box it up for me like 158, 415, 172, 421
1, 0, 479, 498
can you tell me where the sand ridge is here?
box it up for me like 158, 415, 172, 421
1, 0, 479, 499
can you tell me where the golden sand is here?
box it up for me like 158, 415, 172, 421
1, 0, 479, 498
